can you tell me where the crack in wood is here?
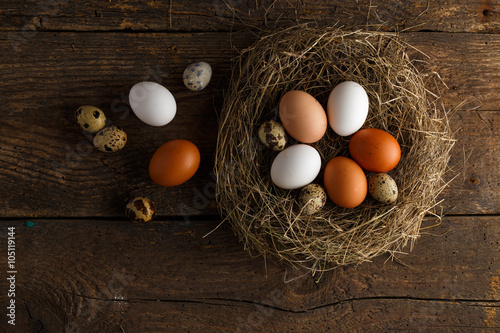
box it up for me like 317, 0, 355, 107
63, 292, 500, 314
25, 302, 44, 333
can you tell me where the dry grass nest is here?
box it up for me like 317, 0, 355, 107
215, 25, 455, 273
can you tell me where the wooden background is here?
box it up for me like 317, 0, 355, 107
0, 1, 499, 332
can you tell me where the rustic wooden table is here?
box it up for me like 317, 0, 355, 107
1, 1, 499, 332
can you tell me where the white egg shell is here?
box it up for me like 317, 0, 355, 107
271, 144, 321, 190
183, 61, 212, 91
327, 81, 369, 136
129, 81, 177, 126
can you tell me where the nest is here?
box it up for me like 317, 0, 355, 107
215, 26, 455, 273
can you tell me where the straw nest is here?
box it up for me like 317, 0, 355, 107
215, 25, 455, 273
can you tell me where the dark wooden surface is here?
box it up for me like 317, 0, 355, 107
0, 1, 499, 332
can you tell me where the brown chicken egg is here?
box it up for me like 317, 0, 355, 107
323, 156, 367, 208
349, 128, 401, 173
279, 90, 327, 143
149, 139, 200, 187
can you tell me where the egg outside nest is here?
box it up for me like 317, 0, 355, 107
183, 61, 212, 91
93, 126, 127, 152
126, 197, 156, 223
76, 105, 107, 133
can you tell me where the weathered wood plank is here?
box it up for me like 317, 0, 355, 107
68, 299, 500, 332
447, 110, 500, 215
1, 216, 499, 331
1, 0, 499, 34
0, 31, 499, 217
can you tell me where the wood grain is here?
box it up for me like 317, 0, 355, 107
1, 1, 499, 332
1, 216, 499, 331
1, 0, 499, 33
0, 31, 498, 217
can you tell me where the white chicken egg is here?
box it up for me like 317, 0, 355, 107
327, 81, 369, 136
270, 144, 321, 190
129, 81, 177, 127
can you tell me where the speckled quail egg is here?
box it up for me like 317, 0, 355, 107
258, 120, 287, 151
298, 184, 327, 215
76, 105, 106, 133
93, 126, 127, 152
183, 61, 212, 91
125, 197, 156, 223
368, 173, 398, 204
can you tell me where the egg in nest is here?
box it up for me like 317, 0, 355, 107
258, 120, 287, 151
298, 184, 327, 215
368, 173, 398, 204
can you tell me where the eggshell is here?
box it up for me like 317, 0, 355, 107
327, 81, 369, 136
129, 81, 177, 126
349, 128, 401, 172
76, 105, 106, 133
323, 156, 367, 208
183, 61, 212, 91
368, 173, 398, 204
149, 139, 200, 187
125, 197, 156, 223
271, 144, 321, 190
279, 91, 327, 143
298, 184, 327, 215
258, 120, 287, 151
93, 126, 127, 152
